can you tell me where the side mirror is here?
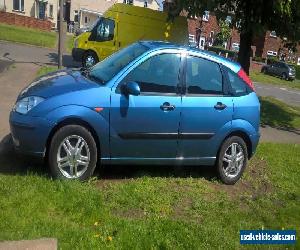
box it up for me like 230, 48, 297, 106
123, 81, 140, 96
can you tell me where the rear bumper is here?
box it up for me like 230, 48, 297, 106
9, 111, 55, 158
72, 48, 85, 62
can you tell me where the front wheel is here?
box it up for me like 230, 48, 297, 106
82, 51, 99, 68
281, 72, 288, 80
216, 136, 248, 185
48, 125, 98, 180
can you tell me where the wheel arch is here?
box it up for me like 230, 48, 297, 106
45, 117, 101, 161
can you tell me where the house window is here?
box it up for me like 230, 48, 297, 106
49, 4, 53, 18
225, 16, 232, 24
202, 11, 209, 21
13, 0, 24, 11
232, 43, 239, 52
124, 0, 133, 4
267, 50, 277, 56
270, 31, 277, 37
144, 0, 148, 7
74, 10, 79, 22
189, 34, 195, 43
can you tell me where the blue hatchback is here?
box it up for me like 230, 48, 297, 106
10, 41, 260, 184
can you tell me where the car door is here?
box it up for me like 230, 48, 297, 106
109, 51, 183, 164
178, 55, 233, 165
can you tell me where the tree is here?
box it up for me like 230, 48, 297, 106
214, 19, 231, 47
166, 0, 300, 74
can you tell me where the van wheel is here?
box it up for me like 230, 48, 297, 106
281, 73, 288, 80
83, 51, 98, 68
216, 136, 248, 185
48, 125, 97, 181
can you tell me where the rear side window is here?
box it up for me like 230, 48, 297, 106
186, 56, 223, 95
226, 69, 248, 95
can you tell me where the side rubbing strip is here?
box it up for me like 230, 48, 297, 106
119, 133, 214, 140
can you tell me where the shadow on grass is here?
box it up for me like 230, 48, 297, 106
260, 97, 300, 134
0, 134, 217, 181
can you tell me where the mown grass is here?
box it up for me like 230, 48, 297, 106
36, 66, 58, 77
260, 96, 300, 129
0, 143, 299, 249
0, 23, 57, 48
250, 71, 300, 90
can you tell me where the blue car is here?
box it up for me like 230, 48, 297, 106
10, 41, 260, 184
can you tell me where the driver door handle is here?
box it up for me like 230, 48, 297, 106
160, 102, 175, 111
214, 102, 227, 110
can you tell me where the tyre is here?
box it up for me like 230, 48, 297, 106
281, 72, 288, 80
82, 51, 99, 68
48, 125, 98, 180
216, 136, 248, 185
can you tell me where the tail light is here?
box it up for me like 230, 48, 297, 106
237, 68, 255, 91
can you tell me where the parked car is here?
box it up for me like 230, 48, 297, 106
261, 61, 296, 81
10, 41, 260, 185
72, 3, 188, 68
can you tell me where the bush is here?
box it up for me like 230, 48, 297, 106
253, 56, 264, 63
266, 56, 278, 65
295, 65, 300, 80
207, 46, 238, 60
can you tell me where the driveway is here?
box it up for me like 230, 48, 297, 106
254, 82, 300, 107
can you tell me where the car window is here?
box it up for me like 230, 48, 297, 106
186, 56, 223, 95
226, 69, 248, 95
124, 53, 181, 94
89, 43, 149, 83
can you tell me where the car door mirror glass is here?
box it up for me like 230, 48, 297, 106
123, 81, 140, 96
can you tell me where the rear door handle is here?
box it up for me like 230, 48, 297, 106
214, 102, 227, 110
160, 102, 175, 111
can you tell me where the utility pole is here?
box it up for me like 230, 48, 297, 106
58, 0, 63, 69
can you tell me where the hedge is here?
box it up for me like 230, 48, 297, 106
207, 46, 238, 58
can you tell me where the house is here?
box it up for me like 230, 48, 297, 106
66, 0, 161, 30
0, 0, 58, 29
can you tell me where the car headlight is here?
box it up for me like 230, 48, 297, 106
74, 38, 78, 48
14, 96, 45, 114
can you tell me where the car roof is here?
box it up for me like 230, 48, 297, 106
140, 40, 241, 73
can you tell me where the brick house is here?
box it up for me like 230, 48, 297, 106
0, 0, 58, 29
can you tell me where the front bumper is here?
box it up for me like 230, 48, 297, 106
72, 48, 85, 62
9, 111, 55, 157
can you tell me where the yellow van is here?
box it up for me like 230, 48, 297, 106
72, 3, 188, 67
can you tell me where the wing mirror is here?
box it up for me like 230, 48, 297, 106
123, 81, 140, 96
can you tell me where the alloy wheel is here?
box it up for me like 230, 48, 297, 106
57, 135, 90, 179
222, 142, 245, 179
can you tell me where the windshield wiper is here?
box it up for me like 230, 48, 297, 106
80, 68, 105, 84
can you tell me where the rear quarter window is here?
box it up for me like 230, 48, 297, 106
226, 69, 250, 96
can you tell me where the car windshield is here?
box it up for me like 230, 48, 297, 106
88, 43, 149, 84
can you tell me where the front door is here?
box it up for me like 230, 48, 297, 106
110, 52, 183, 164
179, 55, 233, 165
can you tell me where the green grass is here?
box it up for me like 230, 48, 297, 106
0, 143, 299, 249
65, 34, 75, 54
0, 23, 57, 48
260, 96, 300, 129
36, 66, 58, 77
250, 71, 300, 90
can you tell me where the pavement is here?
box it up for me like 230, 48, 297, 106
0, 238, 57, 250
255, 82, 300, 107
0, 40, 80, 68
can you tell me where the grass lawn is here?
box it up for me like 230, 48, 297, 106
260, 96, 300, 130
250, 71, 300, 90
0, 143, 299, 249
0, 23, 57, 48
36, 66, 58, 77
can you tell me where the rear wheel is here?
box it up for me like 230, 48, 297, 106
48, 125, 97, 180
82, 51, 98, 68
261, 67, 267, 74
216, 136, 248, 185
